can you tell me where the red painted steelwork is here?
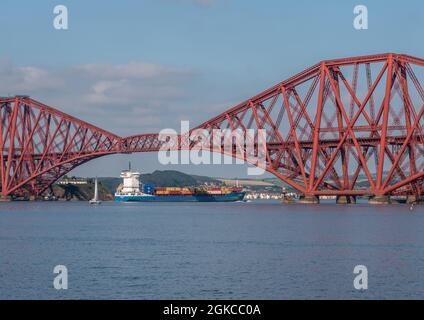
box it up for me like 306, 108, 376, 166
1, 53, 423, 199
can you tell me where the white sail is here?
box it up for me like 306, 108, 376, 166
94, 177, 98, 201
90, 177, 101, 204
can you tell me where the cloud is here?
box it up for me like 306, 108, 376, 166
0, 59, 196, 135
0, 59, 64, 93
74, 62, 192, 110
75, 62, 191, 80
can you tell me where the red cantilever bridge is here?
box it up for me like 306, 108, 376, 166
1, 53, 424, 202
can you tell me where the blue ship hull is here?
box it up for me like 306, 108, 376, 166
115, 192, 245, 202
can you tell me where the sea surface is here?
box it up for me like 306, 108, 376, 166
1, 200, 424, 299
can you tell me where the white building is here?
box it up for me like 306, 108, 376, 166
58, 177, 87, 185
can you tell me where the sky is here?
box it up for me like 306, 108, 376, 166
0, 0, 423, 178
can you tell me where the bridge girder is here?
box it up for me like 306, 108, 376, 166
1, 53, 423, 198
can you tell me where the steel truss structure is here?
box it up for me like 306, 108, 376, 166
1, 53, 423, 199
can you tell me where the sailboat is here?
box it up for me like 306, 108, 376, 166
89, 177, 101, 205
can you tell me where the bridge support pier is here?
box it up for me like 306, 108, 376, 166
0, 195, 12, 202
281, 195, 296, 204
336, 195, 356, 204
406, 195, 424, 204
368, 195, 390, 205
406, 195, 416, 204
298, 195, 320, 204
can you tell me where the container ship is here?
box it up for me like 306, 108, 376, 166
114, 169, 245, 202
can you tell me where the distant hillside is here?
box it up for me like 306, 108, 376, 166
53, 169, 393, 200
218, 178, 275, 187
53, 170, 288, 200
51, 182, 113, 201
142, 170, 200, 187
190, 174, 224, 184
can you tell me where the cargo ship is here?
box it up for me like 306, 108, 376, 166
114, 169, 245, 202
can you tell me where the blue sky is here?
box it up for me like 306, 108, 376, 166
0, 0, 423, 178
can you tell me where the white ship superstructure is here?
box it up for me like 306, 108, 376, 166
115, 168, 152, 198
120, 170, 141, 194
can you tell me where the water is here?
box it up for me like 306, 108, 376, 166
1, 200, 424, 299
